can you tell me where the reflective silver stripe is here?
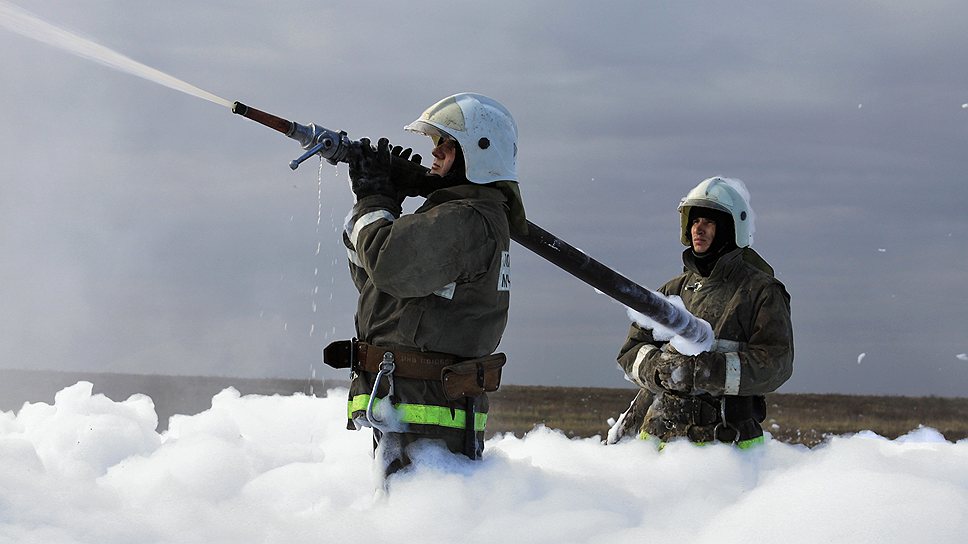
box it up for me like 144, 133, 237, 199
343, 208, 356, 239
350, 210, 395, 248
711, 339, 742, 353
433, 282, 456, 300
631, 345, 658, 388
619, 364, 636, 385
724, 352, 741, 395
346, 247, 363, 268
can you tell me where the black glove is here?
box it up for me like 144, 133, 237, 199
390, 145, 425, 198
348, 137, 394, 199
391, 145, 421, 165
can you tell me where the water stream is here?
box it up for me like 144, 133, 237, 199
1, 1, 346, 390
0, 1, 232, 108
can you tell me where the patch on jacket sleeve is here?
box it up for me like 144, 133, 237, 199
497, 251, 511, 291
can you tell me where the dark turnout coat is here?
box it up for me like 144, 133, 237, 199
342, 184, 512, 444
615, 247, 794, 445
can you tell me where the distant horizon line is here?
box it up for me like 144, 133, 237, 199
2, 366, 964, 400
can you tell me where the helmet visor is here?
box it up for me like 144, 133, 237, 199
679, 198, 731, 215
404, 119, 453, 147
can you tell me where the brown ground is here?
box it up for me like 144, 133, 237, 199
487, 385, 968, 447
3, 369, 966, 447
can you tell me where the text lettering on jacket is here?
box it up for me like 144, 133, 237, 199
497, 251, 511, 292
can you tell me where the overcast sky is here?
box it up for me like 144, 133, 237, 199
1, 1, 966, 397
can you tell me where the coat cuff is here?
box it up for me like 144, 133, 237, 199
620, 344, 658, 389
630, 344, 658, 388
354, 194, 402, 216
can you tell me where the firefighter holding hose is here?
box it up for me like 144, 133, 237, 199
611, 177, 793, 448
327, 93, 526, 481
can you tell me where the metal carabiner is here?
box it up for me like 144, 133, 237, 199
714, 397, 740, 444
365, 352, 396, 430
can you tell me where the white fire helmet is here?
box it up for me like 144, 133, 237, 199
678, 177, 756, 247
404, 92, 518, 184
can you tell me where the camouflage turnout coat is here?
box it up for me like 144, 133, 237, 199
615, 247, 794, 446
341, 184, 512, 445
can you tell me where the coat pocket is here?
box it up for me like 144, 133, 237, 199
441, 353, 507, 400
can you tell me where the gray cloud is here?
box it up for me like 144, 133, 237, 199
1, 0, 966, 396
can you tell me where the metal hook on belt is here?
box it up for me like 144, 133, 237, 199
713, 397, 740, 444
365, 352, 396, 430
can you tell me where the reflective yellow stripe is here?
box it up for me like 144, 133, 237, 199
638, 432, 765, 450
348, 394, 487, 431
736, 435, 765, 449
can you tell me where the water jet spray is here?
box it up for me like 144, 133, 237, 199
0, 1, 232, 108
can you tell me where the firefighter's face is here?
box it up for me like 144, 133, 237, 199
430, 139, 456, 177
690, 217, 717, 254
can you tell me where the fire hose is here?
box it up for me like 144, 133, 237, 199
231, 101, 712, 350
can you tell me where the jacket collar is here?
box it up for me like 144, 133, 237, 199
683, 247, 743, 282
682, 247, 775, 282
424, 183, 508, 206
